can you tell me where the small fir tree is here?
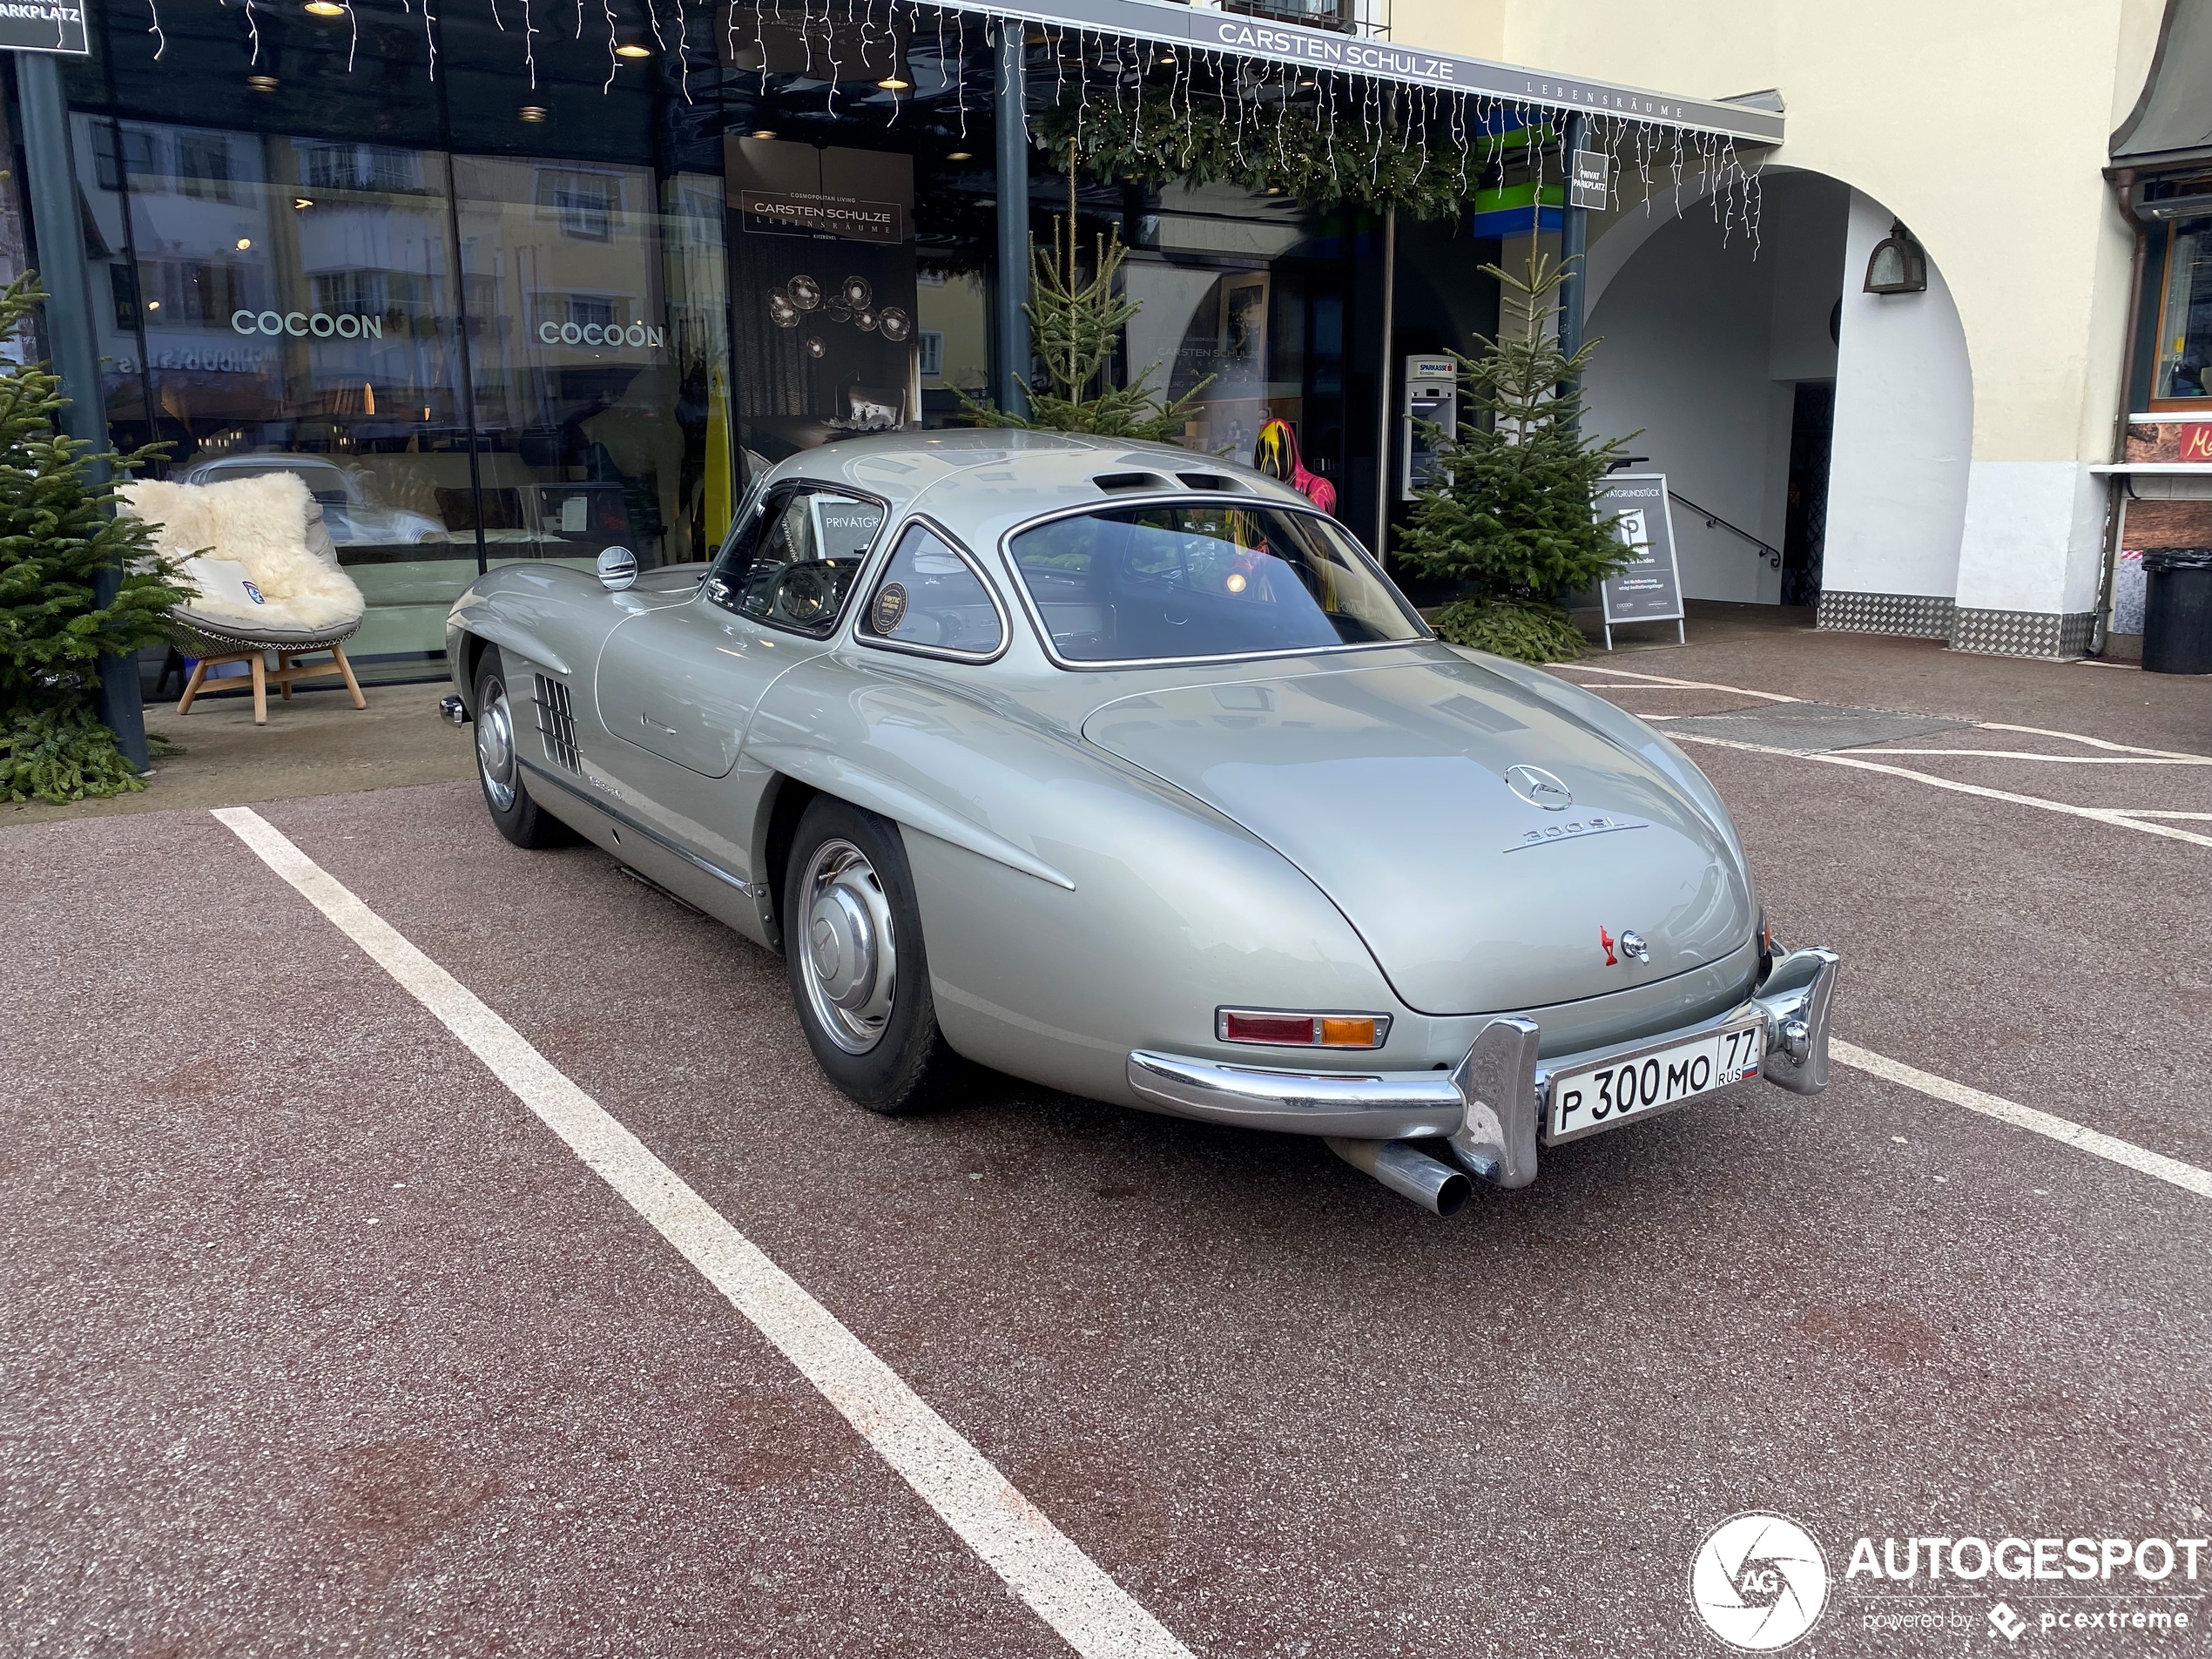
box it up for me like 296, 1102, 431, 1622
1394, 247, 1638, 663
0, 273, 186, 803
961, 149, 1212, 441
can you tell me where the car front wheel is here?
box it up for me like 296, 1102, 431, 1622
783, 795, 963, 1115
473, 646, 576, 850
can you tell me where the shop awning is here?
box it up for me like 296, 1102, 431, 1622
932, 0, 1785, 144
2112, 0, 2212, 169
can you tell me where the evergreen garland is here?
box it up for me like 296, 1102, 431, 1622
1035, 84, 1523, 220
0, 274, 186, 803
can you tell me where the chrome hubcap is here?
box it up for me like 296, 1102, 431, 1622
797, 838, 896, 1055
477, 682, 516, 811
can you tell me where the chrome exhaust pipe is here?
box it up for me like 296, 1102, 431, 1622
1325, 1137, 1472, 1217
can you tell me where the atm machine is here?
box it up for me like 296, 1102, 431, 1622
1401, 355, 1459, 499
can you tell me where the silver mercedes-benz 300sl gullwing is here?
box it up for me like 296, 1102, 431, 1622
441, 430, 1838, 1217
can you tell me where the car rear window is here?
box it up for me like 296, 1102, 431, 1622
1007, 502, 1427, 664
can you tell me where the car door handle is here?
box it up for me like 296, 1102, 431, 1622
639, 711, 678, 735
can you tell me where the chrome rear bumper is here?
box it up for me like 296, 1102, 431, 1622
1126, 947, 1839, 1190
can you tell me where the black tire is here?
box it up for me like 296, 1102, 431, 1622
782, 796, 963, 1115
472, 646, 577, 850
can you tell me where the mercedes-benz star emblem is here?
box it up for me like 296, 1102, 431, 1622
1504, 765, 1574, 812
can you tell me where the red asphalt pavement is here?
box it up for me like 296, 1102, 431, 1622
4, 637, 2209, 1657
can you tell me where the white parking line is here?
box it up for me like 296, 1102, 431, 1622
1834, 1042, 2212, 1202
1978, 723, 2212, 761
210, 806, 1193, 1659
1669, 733, 2212, 850
1551, 664, 1803, 703
1871, 751, 2212, 765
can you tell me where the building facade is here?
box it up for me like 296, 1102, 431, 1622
7, 0, 2193, 671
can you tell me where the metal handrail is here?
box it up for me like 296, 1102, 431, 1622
1669, 489, 1783, 570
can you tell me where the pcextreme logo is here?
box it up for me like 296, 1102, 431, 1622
1689, 1512, 1831, 1650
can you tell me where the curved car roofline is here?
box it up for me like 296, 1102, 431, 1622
759, 429, 1318, 519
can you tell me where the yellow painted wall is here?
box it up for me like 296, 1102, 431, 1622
1388, 1, 2168, 467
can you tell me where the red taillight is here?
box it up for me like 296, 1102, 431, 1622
1217, 1009, 1389, 1049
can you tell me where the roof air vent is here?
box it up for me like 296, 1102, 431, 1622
1093, 471, 1172, 494
1177, 472, 1237, 492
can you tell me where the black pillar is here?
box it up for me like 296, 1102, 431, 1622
1555, 111, 1588, 424
992, 22, 1030, 420
17, 54, 147, 770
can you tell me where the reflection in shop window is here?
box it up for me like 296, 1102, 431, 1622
534, 168, 621, 242
2156, 219, 2212, 405
174, 133, 237, 202
300, 143, 424, 195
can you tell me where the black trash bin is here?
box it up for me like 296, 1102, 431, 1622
2142, 549, 2212, 675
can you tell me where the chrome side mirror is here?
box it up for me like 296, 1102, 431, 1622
597, 546, 637, 591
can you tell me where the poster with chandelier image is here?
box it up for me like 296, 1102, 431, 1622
726, 136, 919, 478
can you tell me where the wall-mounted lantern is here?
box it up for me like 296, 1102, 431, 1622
1864, 219, 1928, 294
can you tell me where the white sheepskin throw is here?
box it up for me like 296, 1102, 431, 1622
122, 472, 365, 634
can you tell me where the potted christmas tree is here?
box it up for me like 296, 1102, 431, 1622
1394, 248, 1636, 663
0, 273, 185, 803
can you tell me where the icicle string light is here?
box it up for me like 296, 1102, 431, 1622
165, 0, 1768, 253
145, 0, 165, 60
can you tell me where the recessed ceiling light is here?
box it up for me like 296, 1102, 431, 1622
519, 105, 549, 122
304, 0, 344, 14
235, 237, 253, 250
751, 128, 777, 139
877, 75, 910, 90
247, 74, 278, 91
946, 150, 971, 161
1299, 77, 1316, 88
293, 197, 314, 209
614, 42, 650, 57
145, 300, 160, 310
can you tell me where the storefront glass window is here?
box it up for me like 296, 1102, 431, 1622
2155, 219, 2212, 405
94, 118, 474, 661
451, 158, 729, 579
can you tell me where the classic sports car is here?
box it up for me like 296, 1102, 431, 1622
441, 430, 1838, 1217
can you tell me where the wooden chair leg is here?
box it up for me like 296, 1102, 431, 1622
177, 658, 210, 715
249, 653, 268, 725
332, 641, 367, 710
279, 652, 294, 701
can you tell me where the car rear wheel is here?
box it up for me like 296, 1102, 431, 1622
783, 796, 963, 1115
473, 646, 576, 850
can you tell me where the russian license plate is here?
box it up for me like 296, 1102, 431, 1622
1548, 1023, 1765, 1143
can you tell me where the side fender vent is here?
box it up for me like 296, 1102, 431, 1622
533, 672, 580, 772
1093, 470, 1173, 494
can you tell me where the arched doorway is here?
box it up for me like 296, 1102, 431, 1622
1578, 170, 1973, 632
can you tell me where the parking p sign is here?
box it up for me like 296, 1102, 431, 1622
1594, 474, 1685, 648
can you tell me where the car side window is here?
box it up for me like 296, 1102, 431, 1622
856, 522, 1005, 658
705, 484, 885, 637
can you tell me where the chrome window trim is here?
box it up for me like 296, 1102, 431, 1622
995, 494, 1434, 672
850, 513, 1013, 666
699, 478, 894, 643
